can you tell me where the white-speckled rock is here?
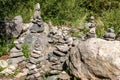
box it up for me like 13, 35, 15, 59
69, 38, 120, 80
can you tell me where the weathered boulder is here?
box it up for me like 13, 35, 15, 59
12, 15, 23, 38
69, 38, 120, 80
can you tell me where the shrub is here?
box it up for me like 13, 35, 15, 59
0, 36, 15, 57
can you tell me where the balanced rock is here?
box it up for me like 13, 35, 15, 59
69, 38, 120, 80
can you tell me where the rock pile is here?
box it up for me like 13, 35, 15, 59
0, 3, 49, 80
47, 26, 73, 77
1, 2, 120, 80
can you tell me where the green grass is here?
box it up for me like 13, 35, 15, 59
0, 0, 120, 38
0, 36, 15, 57
22, 43, 30, 59
0, 66, 4, 72
10, 69, 20, 77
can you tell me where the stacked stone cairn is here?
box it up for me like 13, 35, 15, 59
103, 27, 116, 41
0, 3, 79, 80
47, 26, 73, 80
84, 16, 97, 40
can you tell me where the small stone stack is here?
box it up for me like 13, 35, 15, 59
30, 3, 44, 33
48, 26, 73, 76
84, 16, 97, 40
5, 3, 49, 80
25, 3, 49, 80
103, 27, 116, 41
25, 34, 48, 80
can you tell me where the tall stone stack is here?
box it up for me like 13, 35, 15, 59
47, 26, 72, 79
24, 3, 49, 80
84, 16, 97, 40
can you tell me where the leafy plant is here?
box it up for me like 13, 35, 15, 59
10, 69, 20, 76
22, 43, 30, 59
73, 76, 77, 80
0, 66, 4, 72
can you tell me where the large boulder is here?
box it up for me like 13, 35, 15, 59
69, 38, 120, 80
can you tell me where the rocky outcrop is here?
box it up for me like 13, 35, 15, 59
69, 38, 120, 80
1, 2, 120, 80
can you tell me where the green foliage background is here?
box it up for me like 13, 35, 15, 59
0, 0, 120, 28
0, 0, 120, 55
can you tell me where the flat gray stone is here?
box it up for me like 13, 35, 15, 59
31, 52, 40, 58
49, 70, 61, 75
32, 50, 42, 55
10, 48, 21, 53
30, 24, 44, 33
56, 44, 69, 53
8, 56, 25, 64
48, 76, 58, 80
53, 50, 65, 57
28, 69, 37, 75
10, 52, 23, 58
30, 56, 45, 64
50, 64, 62, 71
30, 57, 39, 64
26, 63, 36, 70
103, 33, 115, 39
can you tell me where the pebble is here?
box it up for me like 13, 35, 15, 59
10, 47, 21, 53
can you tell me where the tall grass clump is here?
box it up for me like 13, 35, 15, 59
0, 35, 15, 56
